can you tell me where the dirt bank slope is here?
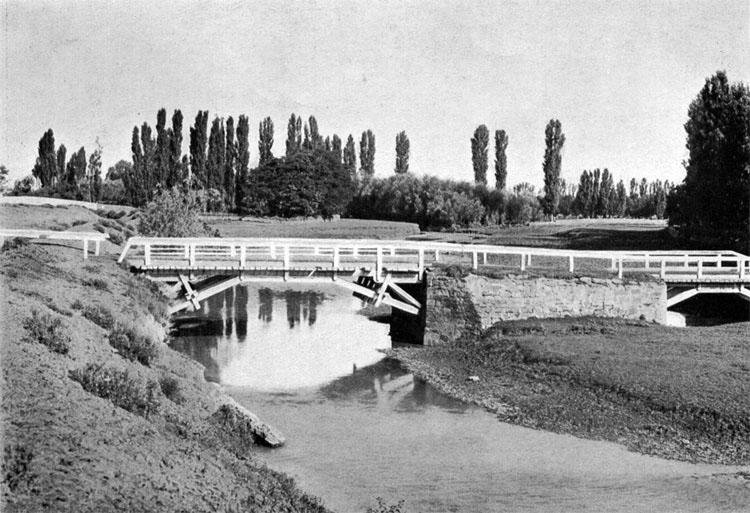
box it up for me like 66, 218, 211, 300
1, 235, 329, 511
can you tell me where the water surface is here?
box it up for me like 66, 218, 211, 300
171, 284, 750, 512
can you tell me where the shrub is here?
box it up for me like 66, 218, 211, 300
69, 364, 160, 418
108, 324, 159, 365
159, 375, 184, 404
2, 444, 36, 492
367, 498, 406, 513
138, 187, 213, 237
1, 237, 28, 252
71, 219, 88, 227
85, 278, 109, 291
81, 305, 116, 330
108, 231, 124, 246
22, 310, 71, 355
71, 299, 84, 311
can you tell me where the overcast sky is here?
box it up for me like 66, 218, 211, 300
2, 0, 749, 188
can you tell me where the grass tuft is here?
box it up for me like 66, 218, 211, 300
2, 444, 36, 492
69, 363, 160, 418
159, 375, 184, 404
108, 324, 159, 365
85, 278, 109, 291
1, 237, 28, 252
81, 304, 116, 330
22, 310, 71, 355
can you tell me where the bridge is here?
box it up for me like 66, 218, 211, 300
117, 237, 750, 316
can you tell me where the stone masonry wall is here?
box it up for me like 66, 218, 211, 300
423, 269, 667, 346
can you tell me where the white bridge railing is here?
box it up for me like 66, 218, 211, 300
118, 237, 750, 283
0, 229, 109, 259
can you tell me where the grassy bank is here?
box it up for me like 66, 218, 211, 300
0, 207, 331, 511
388, 317, 750, 466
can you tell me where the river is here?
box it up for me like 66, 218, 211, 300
171, 283, 750, 513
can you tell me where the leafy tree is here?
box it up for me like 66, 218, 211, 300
189, 110, 209, 189
597, 168, 613, 216
87, 140, 103, 203
224, 116, 236, 211
394, 131, 410, 174
542, 119, 565, 219
615, 179, 628, 217
240, 149, 353, 218
343, 134, 357, 181
56, 144, 67, 188
494, 130, 508, 189
303, 116, 324, 151
138, 187, 212, 237
471, 125, 489, 185
0, 165, 9, 194
140, 122, 156, 201
258, 116, 274, 165
359, 130, 376, 179
669, 71, 750, 251
235, 115, 250, 210
206, 117, 226, 194
286, 113, 302, 156
167, 109, 184, 188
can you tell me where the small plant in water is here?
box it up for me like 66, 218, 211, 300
22, 310, 71, 355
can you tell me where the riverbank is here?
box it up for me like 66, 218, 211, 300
0, 207, 331, 511
387, 317, 750, 466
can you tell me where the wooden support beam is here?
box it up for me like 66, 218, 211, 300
334, 279, 419, 315
667, 288, 699, 308
373, 274, 392, 307
387, 281, 421, 308
177, 274, 201, 310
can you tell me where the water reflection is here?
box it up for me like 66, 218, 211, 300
171, 283, 391, 388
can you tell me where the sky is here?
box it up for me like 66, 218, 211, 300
2, 0, 749, 189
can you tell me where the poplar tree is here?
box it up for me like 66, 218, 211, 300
190, 110, 209, 189
286, 113, 302, 156
155, 108, 170, 188
394, 131, 410, 174
224, 116, 236, 210
33, 129, 57, 188
87, 141, 102, 203
258, 116, 274, 165
331, 134, 342, 163
235, 115, 250, 210
56, 144, 67, 189
359, 130, 375, 178
168, 109, 183, 188
343, 134, 357, 181
542, 119, 565, 219
206, 117, 226, 191
130, 126, 144, 206
494, 130, 508, 189
471, 125, 489, 185
308, 116, 323, 150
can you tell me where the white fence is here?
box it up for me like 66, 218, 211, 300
0, 229, 109, 259
118, 237, 750, 283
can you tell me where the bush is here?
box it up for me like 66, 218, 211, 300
108, 231, 124, 246
108, 324, 159, 365
81, 305, 116, 330
69, 364, 160, 418
138, 187, 213, 237
159, 375, 184, 404
22, 310, 71, 355
85, 278, 109, 291
2, 444, 36, 492
1, 237, 28, 252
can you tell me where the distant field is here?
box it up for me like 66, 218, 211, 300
412, 219, 680, 251
206, 216, 421, 240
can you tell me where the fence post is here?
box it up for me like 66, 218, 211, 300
239, 245, 246, 269
184, 244, 190, 261
569, 255, 574, 273
333, 247, 340, 268
741, 259, 746, 280
434, 249, 440, 262
376, 247, 383, 281
472, 251, 478, 270
189, 244, 196, 266
660, 259, 666, 279
618, 258, 623, 279
644, 254, 650, 269
83, 239, 89, 260
94, 240, 101, 256
418, 249, 424, 279
527, 254, 532, 268
283, 245, 290, 281
144, 243, 151, 266
520, 254, 526, 271
698, 260, 703, 279
483, 252, 487, 265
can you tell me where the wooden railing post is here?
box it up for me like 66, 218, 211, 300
698, 260, 703, 279
239, 245, 246, 269
189, 244, 196, 266
434, 249, 440, 262
644, 254, 650, 269
94, 240, 101, 256
520, 254, 526, 271
527, 254, 532, 268
660, 259, 666, 279
83, 239, 89, 259
283, 245, 290, 281
376, 247, 383, 281
569, 255, 574, 273
333, 247, 340, 268
482, 252, 487, 265
741, 259, 746, 280
472, 251, 478, 270
418, 249, 424, 279
144, 243, 151, 266
618, 258, 623, 279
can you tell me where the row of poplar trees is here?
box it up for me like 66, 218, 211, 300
124, 109, 391, 211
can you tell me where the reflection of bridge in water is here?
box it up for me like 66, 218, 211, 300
119, 237, 750, 317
